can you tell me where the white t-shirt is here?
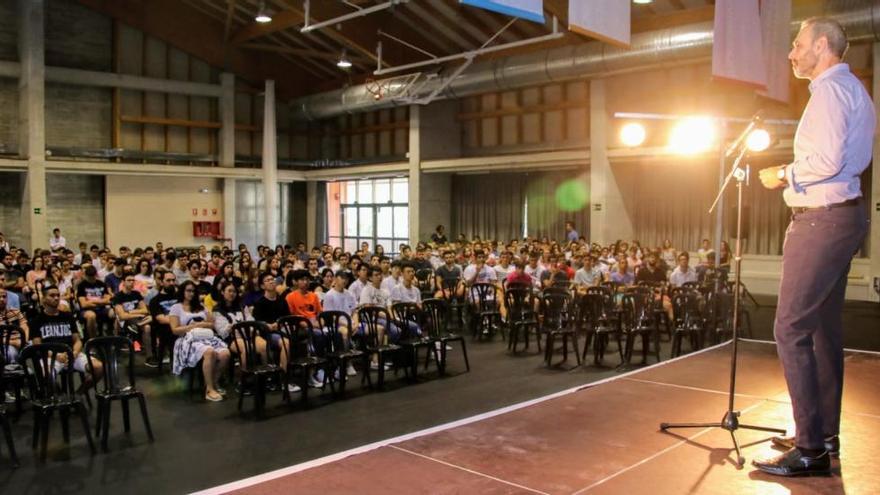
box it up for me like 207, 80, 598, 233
323, 288, 358, 315
360, 284, 391, 307
380, 275, 399, 294
463, 264, 497, 284
348, 279, 368, 303
212, 308, 251, 340
390, 283, 421, 303
169, 303, 208, 326
669, 267, 698, 287
574, 267, 603, 286
494, 264, 512, 280
49, 236, 66, 250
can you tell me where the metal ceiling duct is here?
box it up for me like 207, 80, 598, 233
291, 0, 880, 121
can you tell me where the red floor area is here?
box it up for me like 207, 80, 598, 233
201, 341, 880, 495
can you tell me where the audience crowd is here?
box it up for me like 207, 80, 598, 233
0, 226, 731, 402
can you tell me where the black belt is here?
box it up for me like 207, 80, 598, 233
791, 198, 860, 214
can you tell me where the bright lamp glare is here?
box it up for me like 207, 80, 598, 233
746, 128, 771, 152
620, 122, 646, 147
668, 117, 715, 155
255, 13, 272, 23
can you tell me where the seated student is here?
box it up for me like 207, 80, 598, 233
103, 258, 126, 294
609, 258, 635, 286
574, 256, 604, 290
133, 259, 155, 295
186, 259, 213, 302
168, 280, 230, 402
358, 266, 394, 369
214, 281, 265, 371
347, 264, 370, 304
493, 251, 513, 280
314, 268, 335, 302
463, 250, 498, 287
380, 259, 402, 293
305, 257, 322, 289
540, 255, 571, 289
148, 270, 178, 368
636, 251, 668, 285
77, 265, 113, 339
32, 285, 103, 390
285, 270, 326, 388
434, 250, 464, 299
112, 273, 154, 360
523, 254, 545, 289
0, 287, 29, 369
669, 252, 698, 288
696, 238, 713, 266
320, 271, 358, 377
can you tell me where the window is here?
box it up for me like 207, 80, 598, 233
327, 178, 409, 255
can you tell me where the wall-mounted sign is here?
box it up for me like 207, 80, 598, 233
33, 208, 41, 214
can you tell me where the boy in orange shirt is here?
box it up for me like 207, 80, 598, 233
285, 269, 322, 325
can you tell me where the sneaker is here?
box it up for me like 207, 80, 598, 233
346, 364, 357, 376
162, 356, 171, 364
308, 369, 325, 388
287, 383, 301, 393
144, 356, 159, 368
4, 391, 15, 404
133, 341, 142, 353
369, 361, 391, 371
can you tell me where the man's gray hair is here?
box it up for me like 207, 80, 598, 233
801, 17, 848, 59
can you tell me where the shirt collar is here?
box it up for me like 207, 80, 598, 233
809, 63, 849, 92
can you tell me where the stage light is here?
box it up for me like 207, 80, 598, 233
745, 128, 771, 152
620, 122, 646, 147
255, 1, 272, 23
668, 117, 716, 155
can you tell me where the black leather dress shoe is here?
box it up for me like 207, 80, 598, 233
752, 448, 831, 477
772, 435, 840, 457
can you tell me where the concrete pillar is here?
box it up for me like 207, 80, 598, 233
408, 105, 421, 246
306, 181, 317, 249
262, 80, 278, 247
219, 72, 235, 168
223, 178, 236, 247
589, 79, 633, 245
870, 43, 880, 302
18, 0, 47, 252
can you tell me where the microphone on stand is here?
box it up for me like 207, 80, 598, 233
724, 110, 764, 158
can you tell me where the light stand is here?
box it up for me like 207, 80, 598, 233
659, 131, 786, 467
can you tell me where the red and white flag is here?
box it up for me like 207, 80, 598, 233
712, 0, 767, 89
569, 0, 631, 48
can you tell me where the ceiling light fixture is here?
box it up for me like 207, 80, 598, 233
255, 1, 272, 23
337, 49, 352, 69
633, 0, 653, 4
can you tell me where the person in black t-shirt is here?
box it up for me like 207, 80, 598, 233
187, 260, 213, 301
430, 225, 448, 245
434, 250, 464, 299
635, 252, 668, 285
113, 273, 153, 360
148, 271, 179, 368
252, 272, 289, 330
76, 265, 112, 339
33, 285, 103, 386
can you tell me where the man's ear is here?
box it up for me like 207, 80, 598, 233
813, 35, 828, 55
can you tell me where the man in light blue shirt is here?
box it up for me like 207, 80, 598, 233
755, 17, 872, 477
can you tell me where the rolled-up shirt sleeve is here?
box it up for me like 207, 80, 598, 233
787, 84, 848, 192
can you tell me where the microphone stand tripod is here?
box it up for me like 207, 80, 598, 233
659, 142, 786, 467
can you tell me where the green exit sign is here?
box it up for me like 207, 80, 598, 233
33, 208, 41, 214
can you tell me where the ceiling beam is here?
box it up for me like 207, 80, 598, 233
76, 0, 309, 98
242, 42, 369, 62
230, 9, 304, 45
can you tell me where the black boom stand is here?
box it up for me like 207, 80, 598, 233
659, 136, 786, 467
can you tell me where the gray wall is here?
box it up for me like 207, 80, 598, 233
0, 171, 103, 251
419, 173, 451, 243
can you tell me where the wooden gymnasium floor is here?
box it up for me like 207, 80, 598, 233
193, 340, 880, 495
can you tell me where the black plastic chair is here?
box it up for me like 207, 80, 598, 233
581, 291, 624, 366
671, 289, 706, 358
422, 299, 469, 375
415, 268, 435, 301
0, 325, 27, 418
356, 305, 401, 389
19, 343, 95, 462
230, 321, 282, 416
277, 316, 330, 404
469, 283, 502, 341
621, 293, 661, 365
0, 355, 19, 468
317, 311, 364, 396
504, 288, 540, 354
440, 278, 466, 331
391, 302, 437, 379
84, 336, 154, 451
540, 292, 580, 367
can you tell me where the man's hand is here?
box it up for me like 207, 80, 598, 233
759, 165, 787, 190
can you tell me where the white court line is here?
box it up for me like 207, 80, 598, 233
623, 377, 770, 400
192, 342, 731, 495
740, 338, 880, 356
569, 399, 771, 495
387, 445, 551, 495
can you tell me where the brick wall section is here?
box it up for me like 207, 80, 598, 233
45, 173, 105, 249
